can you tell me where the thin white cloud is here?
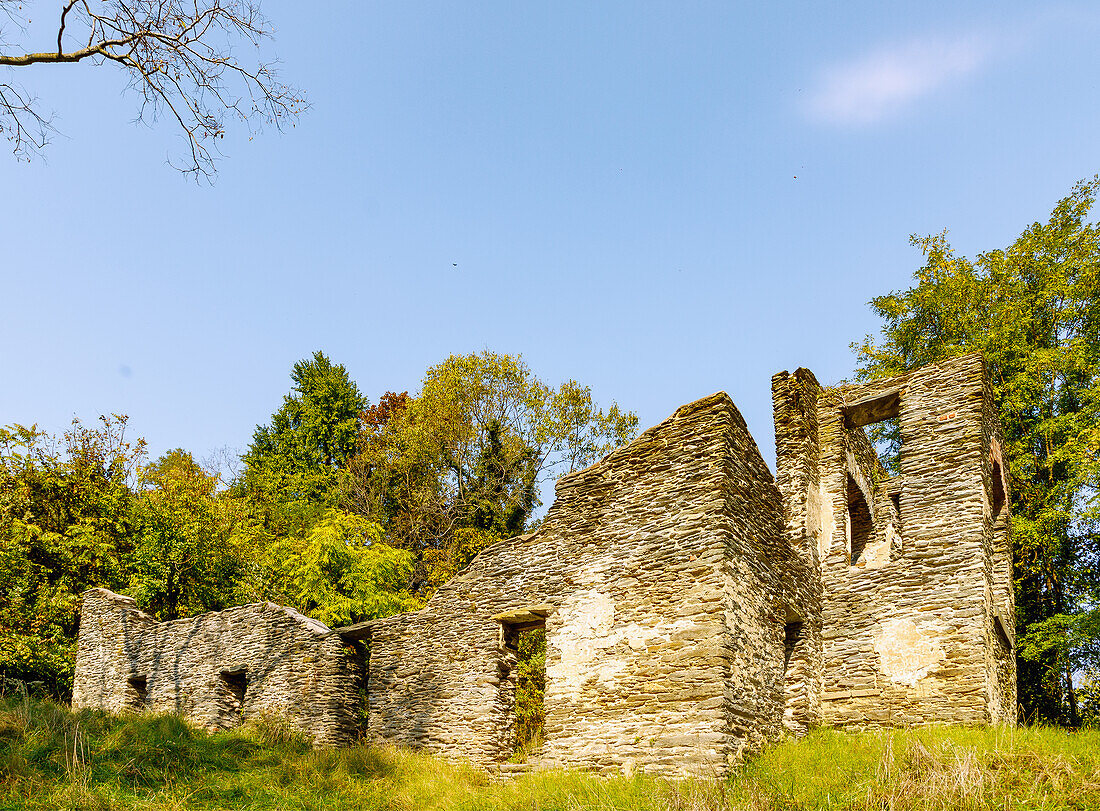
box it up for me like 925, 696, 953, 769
807, 32, 996, 126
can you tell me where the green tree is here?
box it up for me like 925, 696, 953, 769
128, 450, 255, 621
261, 509, 418, 627
0, 416, 144, 696
855, 177, 1100, 725
243, 351, 368, 532
456, 419, 537, 539
351, 351, 638, 588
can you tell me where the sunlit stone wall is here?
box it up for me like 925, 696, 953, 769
72, 589, 361, 746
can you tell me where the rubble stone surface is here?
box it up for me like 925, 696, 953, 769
72, 592, 362, 746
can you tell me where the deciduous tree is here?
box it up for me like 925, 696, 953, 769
0, 415, 144, 695
128, 449, 253, 620
260, 509, 417, 627
352, 351, 638, 588
855, 177, 1100, 725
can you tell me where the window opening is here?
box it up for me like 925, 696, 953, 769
783, 621, 804, 674
993, 612, 1013, 651
218, 669, 247, 727
889, 492, 902, 530
848, 475, 872, 565
126, 675, 147, 709
865, 415, 901, 475
354, 637, 370, 735
843, 390, 904, 474
991, 459, 1006, 519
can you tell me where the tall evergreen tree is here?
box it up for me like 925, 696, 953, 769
243, 351, 368, 522
457, 419, 537, 539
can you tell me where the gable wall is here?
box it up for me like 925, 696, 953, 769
365, 393, 793, 776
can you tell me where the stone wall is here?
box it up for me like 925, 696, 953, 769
72, 589, 362, 746
772, 353, 1016, 728
981, 371, 1018, 720
357, 393, 804, 777
770, 368, 826, 736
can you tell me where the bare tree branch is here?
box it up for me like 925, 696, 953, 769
0, 1, 306, 180
0, 81, 52, 159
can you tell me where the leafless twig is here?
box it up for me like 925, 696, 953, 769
0, 1, 305, 179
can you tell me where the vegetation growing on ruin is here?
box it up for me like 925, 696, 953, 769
514, 627, 547, 752
2, 693, 1099, 811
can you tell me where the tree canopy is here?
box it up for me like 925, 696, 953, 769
242, 351, 367, 529
855, 177, 1100, 725
0, 416, 144, 694
259, 509, 417, 628
350, 351, 638, 588
0, 349, 637, 698
128, 449, 252, 621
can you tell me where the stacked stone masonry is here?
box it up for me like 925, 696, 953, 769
73, 353, 1016, 777
72, 592, 362, 745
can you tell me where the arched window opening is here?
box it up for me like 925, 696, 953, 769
847, 474, 872, 565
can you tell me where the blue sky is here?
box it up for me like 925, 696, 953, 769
2, 1, 1098, 482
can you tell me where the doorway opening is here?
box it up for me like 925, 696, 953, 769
499, 607, 550, 757
509, 622, 545, 755
125, 675, 147, 709
217, 668, 247, 728
784, 620, 804, 675
782, 616, 809, 734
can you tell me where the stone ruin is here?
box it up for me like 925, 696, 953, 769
72, 353, 1017, 777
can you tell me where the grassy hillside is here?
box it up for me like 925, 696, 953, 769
1, 694, 1098, 810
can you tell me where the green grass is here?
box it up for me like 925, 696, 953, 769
2, 694, 1098, 810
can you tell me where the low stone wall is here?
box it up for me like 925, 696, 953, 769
72, 590, 361, 746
